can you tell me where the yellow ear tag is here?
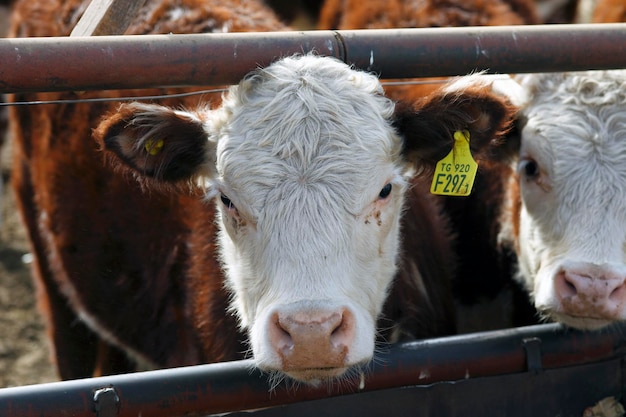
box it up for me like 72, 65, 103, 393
430, 130, 478, 196
145, 138, 164, 156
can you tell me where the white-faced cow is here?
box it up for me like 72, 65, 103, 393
94, 58, 517, 384
9, 0, 516, 384
488, 70, 626, 330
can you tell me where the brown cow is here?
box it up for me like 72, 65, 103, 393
592, 0, 626, 22
9, 0, 290, 381
484, 68, 626, 331
9, 0, 516, 384
316, 0, 541, 330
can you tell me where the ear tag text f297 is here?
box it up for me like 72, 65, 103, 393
430, 130, 478, 196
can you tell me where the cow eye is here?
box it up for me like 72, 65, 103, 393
520, 159, 540, 179
379, 183, 392, 199
220, 194, 235, 210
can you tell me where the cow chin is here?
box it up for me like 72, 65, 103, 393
284, 367, 351, 385
266, 360, 372, 387
545, 311, 614, 331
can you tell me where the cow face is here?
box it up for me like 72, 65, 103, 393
506, 70, 626, 330
96, 55, 516, 384
212, 55, 406, 384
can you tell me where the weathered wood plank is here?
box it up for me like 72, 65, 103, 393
70, 0, 147, 37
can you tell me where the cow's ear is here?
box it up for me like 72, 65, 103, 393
94, 102, 216, 183
394, 75, 520, 170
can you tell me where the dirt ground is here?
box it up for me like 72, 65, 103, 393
0, 145, 58, 388
0, 4, 58, 389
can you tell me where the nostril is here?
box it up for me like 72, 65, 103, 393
556, 272, 579, 299
564, 277, 577, 294
330, 319, 343, 336
608, 281, 626, 303
272, 314, 294, 351
329, 316, 345, 342
330, 309, 355, 348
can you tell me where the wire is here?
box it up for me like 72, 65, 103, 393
0, 76, 511, 107
0, 87, 229, 107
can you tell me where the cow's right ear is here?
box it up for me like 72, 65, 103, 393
94, 102, 216, 183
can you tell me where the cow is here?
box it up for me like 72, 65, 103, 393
320, 0, 626, 332
484, 70, 626, 331
591, 0, 626, 22
94, 58, 517, 384
457, 1, 626, 331
9, 0, 516, 384
318, 0, 539, 30
316, 0, 542, 331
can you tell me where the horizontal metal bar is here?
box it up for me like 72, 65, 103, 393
1, 24, 626, 93
239, 359, 624, 417
1, 323, 625, 417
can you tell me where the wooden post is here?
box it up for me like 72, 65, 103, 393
70, 0, 147, 37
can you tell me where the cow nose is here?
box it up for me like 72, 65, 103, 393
269, 308, 354, 371
555, 268, 626, 318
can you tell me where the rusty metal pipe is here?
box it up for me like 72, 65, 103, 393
1, 24, 625, 94
1, 323, 625, 417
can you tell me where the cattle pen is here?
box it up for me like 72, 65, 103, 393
2, 24, 626, 417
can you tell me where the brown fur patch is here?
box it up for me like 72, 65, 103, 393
8, 0, 286, 379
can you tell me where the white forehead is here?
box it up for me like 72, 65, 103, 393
212, 55, 401, 214
520, 71, 626, 177
518, 71, 626, 231
519, 70, 626, 125
519, 69, 626, 98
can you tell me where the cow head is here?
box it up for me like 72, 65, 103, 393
95, 55, 515, 384
499, 70, 626, 330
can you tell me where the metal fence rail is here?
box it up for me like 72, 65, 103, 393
1, 24, 626, 93
1, 323, 625, 417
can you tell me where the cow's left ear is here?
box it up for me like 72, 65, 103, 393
94, 102, 217, 184
394, 75, 520, 170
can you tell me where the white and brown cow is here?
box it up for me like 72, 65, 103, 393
489, 70, 626, 330
94, 59, 516, 383
316, 0, 542, 330
10, 0, 516, 385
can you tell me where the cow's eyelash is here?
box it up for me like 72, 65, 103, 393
378, 183, 392, 200
220, 194, 236, 211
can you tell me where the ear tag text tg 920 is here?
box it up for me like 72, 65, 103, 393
430, 130, 478, 196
